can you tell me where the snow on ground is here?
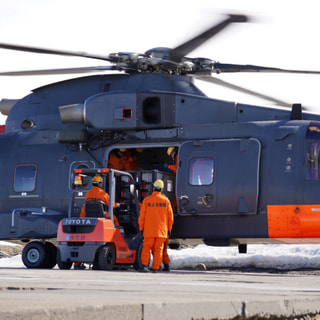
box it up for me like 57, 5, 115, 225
169, 244, 320, 270
0, 241, 20, 246
1, 243, 320, 270
0, 255, 23, 268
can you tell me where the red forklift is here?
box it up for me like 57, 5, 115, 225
56, 168, 143, 270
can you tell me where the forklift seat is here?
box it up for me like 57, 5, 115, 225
85, 200, 107, 218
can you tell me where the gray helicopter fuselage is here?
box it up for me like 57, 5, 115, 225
1, 73, 320, 245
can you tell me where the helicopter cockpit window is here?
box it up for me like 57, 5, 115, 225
14, 164, 37, 192
189, 158, 214, 186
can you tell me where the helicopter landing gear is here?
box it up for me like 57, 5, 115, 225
22, 240, 57, 269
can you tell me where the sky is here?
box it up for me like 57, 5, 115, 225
2, 241, 320, 270
1, 0, 320, 124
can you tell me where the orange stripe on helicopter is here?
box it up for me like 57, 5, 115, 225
268, 204, 320, 238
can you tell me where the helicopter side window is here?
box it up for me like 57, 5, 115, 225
306, 143, 320, 180
189, 158, 214, 186
69, 161, 95, 190
143, 97, 161, 124
14, 164, 37, 192
306, 122, 320, 180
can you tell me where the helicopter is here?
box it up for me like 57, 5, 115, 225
1, 13, 320, 268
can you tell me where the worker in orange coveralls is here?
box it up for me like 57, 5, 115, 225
138, 195, 172, 272
138, 179, 174, 272
80, 175, 120, 224
107, 149, 137, 171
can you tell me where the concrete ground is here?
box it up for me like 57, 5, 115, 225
0, 267, 320, 319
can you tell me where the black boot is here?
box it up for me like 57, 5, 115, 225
139, 265, 149, 272
163, 263, 170, 272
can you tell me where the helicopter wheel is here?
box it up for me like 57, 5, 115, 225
43, 242, 57, 268
22, 241, 46, 268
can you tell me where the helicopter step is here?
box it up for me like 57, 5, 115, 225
0, 207, 64, 240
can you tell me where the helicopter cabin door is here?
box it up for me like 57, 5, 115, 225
176, 138, 261, 215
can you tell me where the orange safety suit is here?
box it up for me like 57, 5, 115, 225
138, 191, 174, 270
80, 186, 119, 225
139, 196, 172, 265
107, 151, 137, 171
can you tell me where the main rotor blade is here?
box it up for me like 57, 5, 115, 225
0, 42, 112, 61
213, 62, 320, 74
169, 14, 248, 62
195, 75, 292, 107
0, 65, 119, 76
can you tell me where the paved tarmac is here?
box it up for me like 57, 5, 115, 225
0, 267, 320, 320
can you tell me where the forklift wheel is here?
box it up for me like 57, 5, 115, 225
56, 248, 72, 270
97, 245, 116, 270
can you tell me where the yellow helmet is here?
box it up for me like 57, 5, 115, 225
153, 179, 164, 189
167, 147, 175, 157
119, 148, 126, 152
92, 175, 103, 183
